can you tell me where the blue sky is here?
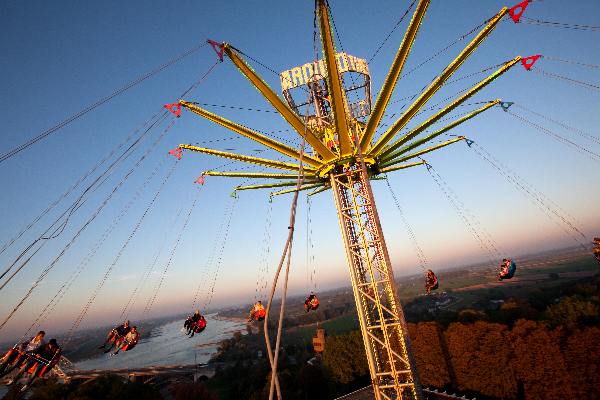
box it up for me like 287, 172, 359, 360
0, 0, 599, 341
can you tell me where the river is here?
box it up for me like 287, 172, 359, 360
75, 314, 246, 370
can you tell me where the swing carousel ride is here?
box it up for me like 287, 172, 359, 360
168, 1, 527, 398
0, 0, 598, 399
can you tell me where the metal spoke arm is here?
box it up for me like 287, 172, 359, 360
235, 180, 314, 191
270, 183, 324, 196
360, 0, 430, 152
202, 171, 317, 180
317, 0, 352, 156
308, 185, 331, 196
223, 44, 337, 162
379, 136, 467, 167
377, 56, 520, 159
380, 99, 500, 162
379, 161, 425, 174
179, 101, 323, 168
367, 7, 509, 156
179, 144, 316, 172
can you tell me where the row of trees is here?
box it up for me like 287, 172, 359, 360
322, 320, 600, 400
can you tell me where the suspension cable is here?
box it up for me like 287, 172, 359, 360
533, 68, 600, 92
384, 177, 429, 271
1, 57, 220, 291
264, 135, 305, 400
398, 18, 491, 82
121, 206, 186, 321
262, 35, 315, 399
513, 103, 600, 146
368, 0, 417, 63
189, 193, 238, 311
0, 113, 169, 291
24, 154, 171, 338
466, 140, 589, 250
65, 160, 179, 343
306, 195, 317, 293
0, 119, 175, 332
142, 193, 200, 317
0, 113, 161, 258
255, 198, 274, 303
0, 112, 166, 284
506, 110, 600, 163
200, 197, 237, 311
520, 16, 600, 32
425, 163, 500, 264
542, 56, 600, 70
0, 42, 208, 164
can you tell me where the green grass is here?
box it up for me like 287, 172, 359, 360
291, 313, 360, 341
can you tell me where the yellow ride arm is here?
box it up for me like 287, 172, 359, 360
368, 7, 508, 157
180, 144, 316, 173
360, 0, 430, 152
380, 99, 500, 161
179, 101, 323, 168
223, 44, 337, 162
316, 0, 352, 156
378, 56, 520, 159
380, 137, 467, 167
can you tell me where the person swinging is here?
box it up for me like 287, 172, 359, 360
499, 258, 517, 280
112, 326, 140, 355
304, 292, 320, 312
0, 331, 46, 378
248, 301, 266, 322
184, 310, 207, 337
7, 338, 61, 392
99, 320, 131, 353
425, 270, 439, 294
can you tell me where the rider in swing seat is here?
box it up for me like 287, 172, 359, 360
425, 270, 439, 295
248, 301, 266, 322
0, 331, 45, 378
188, 310, 206, 337
99, 320, 131, 353
113, 326, 139, 355
304, 292, 320, 312
499, 258, 517, 280
7, 338, 61, 392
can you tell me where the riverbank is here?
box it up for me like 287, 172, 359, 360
74, 314, 245, 370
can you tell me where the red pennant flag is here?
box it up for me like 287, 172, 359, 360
207, 39, 224, 62
195, 175, 205, 185
521, 54, 541, 71
168, 148, 183, 160
164, 103, 181, 118
509, 1, 530, 23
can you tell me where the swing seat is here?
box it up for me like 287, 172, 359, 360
499, 262, 516, 280
2, 348, 18, 364
254, 309, 266, 321
27, 351, 61, 377
425, 270, 439, 293
120, 339, 138, 352
304, 295, 320, 312
2, 348, 26, 368
191, 319, 207, 333
106, 329, 124, 345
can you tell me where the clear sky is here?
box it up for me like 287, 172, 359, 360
0, 0, 599, 341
